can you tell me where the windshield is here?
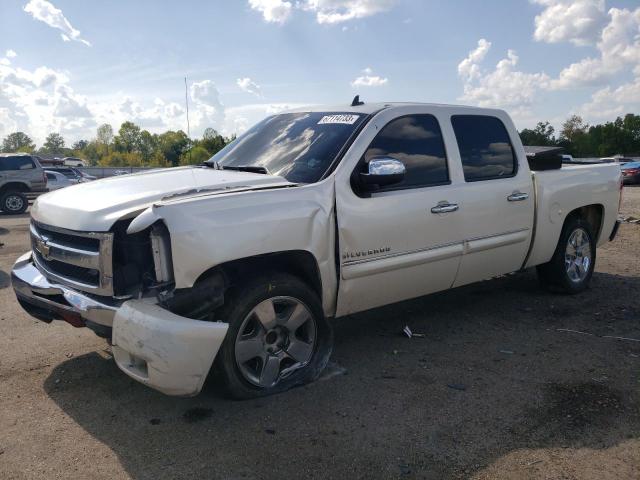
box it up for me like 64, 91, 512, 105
207, 112, 367, 183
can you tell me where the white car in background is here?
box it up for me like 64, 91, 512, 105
44, 170, 78, 190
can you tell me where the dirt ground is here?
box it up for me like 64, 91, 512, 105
0, 187, 639, 480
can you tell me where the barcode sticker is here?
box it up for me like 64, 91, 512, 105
318, 114, 360, 125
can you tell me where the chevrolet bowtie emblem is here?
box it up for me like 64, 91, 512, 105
36, 238, 51, 259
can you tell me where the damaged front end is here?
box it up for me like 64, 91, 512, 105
12, 215, 229, 396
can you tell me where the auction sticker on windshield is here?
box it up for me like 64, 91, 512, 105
318, 114, 360, 125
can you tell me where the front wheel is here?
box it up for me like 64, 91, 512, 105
0, 191, 28, 214
537, 216, 596, 294
215, 272, 333, 399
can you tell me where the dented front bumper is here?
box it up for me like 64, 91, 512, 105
11, 251, 228, 396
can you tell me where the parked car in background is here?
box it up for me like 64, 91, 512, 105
63, 157, 87, 167
12, 102, 623, 398
621, 161, 640, 185
0, 153, 48, 214
601, 157, 634, 165
44, 170, 77, 190
47, 166, 96, 182
113, 170, 130, 176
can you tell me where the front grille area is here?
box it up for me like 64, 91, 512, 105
30, 221, 114, 296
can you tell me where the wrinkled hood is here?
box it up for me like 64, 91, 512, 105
31, 166, 293, 231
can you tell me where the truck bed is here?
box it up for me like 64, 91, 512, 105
524, 162, 622, 268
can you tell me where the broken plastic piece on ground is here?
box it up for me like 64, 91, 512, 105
447, 383, 467, 391
403, 325, 425, 338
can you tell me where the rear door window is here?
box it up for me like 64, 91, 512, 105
0, 156, 36, 171
451, 116, 517, 181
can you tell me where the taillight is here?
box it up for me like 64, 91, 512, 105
42, 170, 47, 185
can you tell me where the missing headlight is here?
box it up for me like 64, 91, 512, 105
150, 223, 174, 284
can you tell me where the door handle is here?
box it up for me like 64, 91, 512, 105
431, 202, 459, 214
507, 192, 529, 202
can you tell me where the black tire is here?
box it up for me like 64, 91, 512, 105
214, 272, 333, 399
0, 191, 28, 215
537, 215, 596, 294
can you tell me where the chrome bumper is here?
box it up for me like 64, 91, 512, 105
11, 251, 229, 396
11, 251, 120, 331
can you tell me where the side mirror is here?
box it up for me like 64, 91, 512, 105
359, 157, 406, 189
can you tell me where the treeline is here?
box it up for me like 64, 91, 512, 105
519, 113, 640, 157
2, 113, 639, 166
0, 122, 235, 167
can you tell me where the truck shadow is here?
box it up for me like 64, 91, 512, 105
43, 270, 640, 479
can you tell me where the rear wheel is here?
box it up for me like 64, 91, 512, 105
215, 272, 332, 399
0, 191, 28, 214
537, 216, 596, 294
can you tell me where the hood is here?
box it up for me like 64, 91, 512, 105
31, 166, 293, 231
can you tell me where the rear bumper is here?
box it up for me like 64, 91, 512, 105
11, 251, 228, 396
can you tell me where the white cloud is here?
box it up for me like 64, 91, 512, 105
6, 50, 17, 58
351, 67, 388, 87
301, 0, 397, 24
190, 80, 226, 133
551, 7, 640, 88
249, 0, 396, 24
237, 77, 263, 97
458, 43, 550, 112
23, 0, 91, 46
578, 75, 640, 121
248, 0, 293, 24
532, 0, 607, 46
0, 60, 95, 142
458, 39, 492, 82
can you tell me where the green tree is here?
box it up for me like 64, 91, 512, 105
198, 127, 228, 155
138, 130, 158, 162
114, 121, 142, 153
72, 139, 89, 150
96, 124, 114, 151
42, 133, 66, 154
158, 130, 189, 167
560, 115, 588, 143
519, 121, 556, 146
2, 132, 36, 152
180, 146, 211, 165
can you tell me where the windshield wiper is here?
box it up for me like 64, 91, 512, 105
203, 161, 270, 175
222, 165, 270, 174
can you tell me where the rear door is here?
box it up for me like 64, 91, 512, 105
449, 114, 534, 287
334, 110, 464, 316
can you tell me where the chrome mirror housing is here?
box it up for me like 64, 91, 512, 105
359, 156, 406, 188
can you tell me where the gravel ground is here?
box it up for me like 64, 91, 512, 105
0, 187, 638, 480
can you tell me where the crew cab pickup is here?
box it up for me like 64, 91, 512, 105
11, 102, 623, 398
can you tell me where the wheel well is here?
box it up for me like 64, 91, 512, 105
196, 251, 323, 301
0, 182, 29, 196
566, 204, 604, 241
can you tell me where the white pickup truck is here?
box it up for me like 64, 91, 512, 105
12, 102, 623, 398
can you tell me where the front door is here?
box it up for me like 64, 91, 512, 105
334, 112, 464, 316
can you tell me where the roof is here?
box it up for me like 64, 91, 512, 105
0, 152, 33, 157
285, 101, 493, 115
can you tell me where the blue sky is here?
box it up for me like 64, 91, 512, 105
1, 0, 639, 144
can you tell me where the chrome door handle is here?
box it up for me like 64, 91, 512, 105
431, 202, 459, 214
507, 192, 529, 202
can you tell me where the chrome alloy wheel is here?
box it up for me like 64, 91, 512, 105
564, 227, 592, 283
234, 296, 317, 388
5, 194, 25, 212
